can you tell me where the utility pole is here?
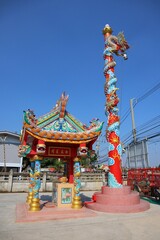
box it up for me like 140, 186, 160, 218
130, 99, 137, 143
0, 136, 7, 172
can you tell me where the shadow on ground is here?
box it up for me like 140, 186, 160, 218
80, 193, 92, 202
40, 193, 92, 203
40, 195, 52, 202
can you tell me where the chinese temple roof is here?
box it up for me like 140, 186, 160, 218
21, 93, 103, 144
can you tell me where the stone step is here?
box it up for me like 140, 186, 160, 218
102, 186, 131, 195
85, 199, 150, 213
96, 191, 140, 205
85, 186, 150, 213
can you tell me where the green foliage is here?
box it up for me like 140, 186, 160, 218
53, 159, 64, 172
81, 157, 90, 168
41, 158, 64, 172
41, 158, 56, 168
81, 150, 97, 167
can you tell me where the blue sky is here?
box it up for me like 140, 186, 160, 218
0, 0, 160, 166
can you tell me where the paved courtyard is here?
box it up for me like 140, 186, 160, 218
0, 191, 160, 240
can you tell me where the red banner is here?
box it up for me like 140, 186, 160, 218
48, 147, 71, 156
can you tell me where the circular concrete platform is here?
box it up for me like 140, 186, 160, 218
85, 186, 150, 213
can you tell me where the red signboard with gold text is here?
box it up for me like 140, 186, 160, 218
48, 147, 71, 157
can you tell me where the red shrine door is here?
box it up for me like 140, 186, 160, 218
45, 144, 78, 183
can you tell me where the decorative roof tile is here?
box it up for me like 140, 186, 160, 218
21, 93, 103, 144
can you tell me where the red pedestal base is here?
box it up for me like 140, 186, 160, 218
85, 186, 150, 213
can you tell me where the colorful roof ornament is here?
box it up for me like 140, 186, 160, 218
21, 93, 103, 144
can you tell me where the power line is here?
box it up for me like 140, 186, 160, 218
136, 82, 160, 104
120, 81, 160, 125
98, 82, 160, 159
122, 120, 160, 146
148, 138, 160, 144
120, 108, 130, 125
136, 115, 160, 132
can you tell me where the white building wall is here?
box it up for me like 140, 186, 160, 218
0, 132, 22, 171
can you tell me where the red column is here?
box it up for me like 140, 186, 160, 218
68, 157, 74, 183
103, 26, 122, 186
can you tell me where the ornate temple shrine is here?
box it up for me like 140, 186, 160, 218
19, 92, 103, 211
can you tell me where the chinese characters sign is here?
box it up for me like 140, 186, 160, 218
48, 147, 71, 156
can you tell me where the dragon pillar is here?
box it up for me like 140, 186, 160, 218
72, 156, 82, 209
103, 24, 129, 188
29, 155, 43, 211
26, 162, 35, 204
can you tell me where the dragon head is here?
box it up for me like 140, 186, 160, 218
103, 24, 130, 61
18, 145, 31, 157
116, 32, 130, 60
23, 109, 37, 127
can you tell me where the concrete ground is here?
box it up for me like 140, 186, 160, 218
0, 191, 160, 240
